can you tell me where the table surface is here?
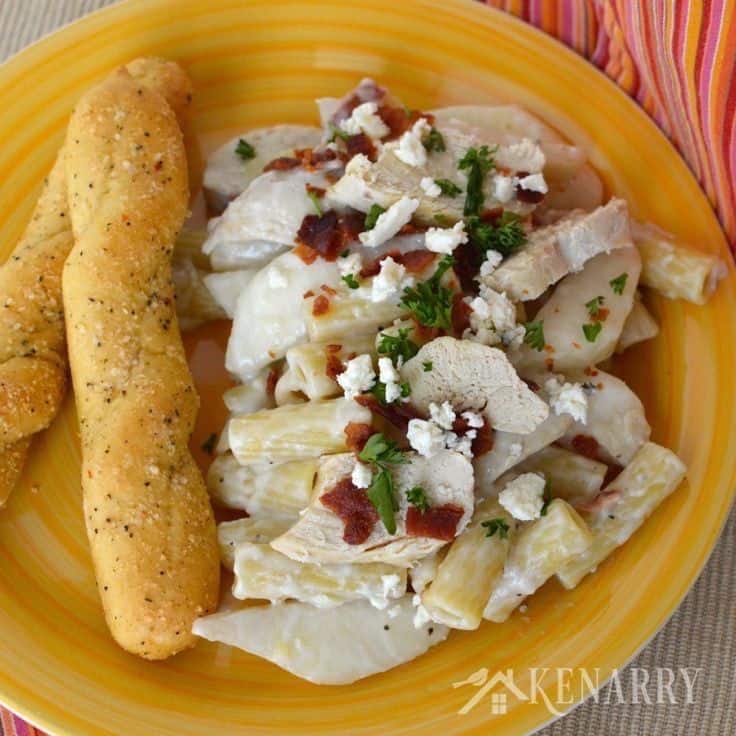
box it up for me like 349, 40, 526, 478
0, 2, 733, 735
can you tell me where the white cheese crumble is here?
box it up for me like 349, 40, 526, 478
338, 252, 363, 278
424, 221, 468, 255
445, 431, 474, 458
339, 101, 390, 139
412, 593, 433, 629
406, 419, 446, 458
429, 401, 456, 430
502, 324, 526, 350
461, 410, 484, 428
351, 461, 373, 489
465, 285, 518, 347
508, 442, 523, 460
495, 138, 546, 172
359, 196, 419, 248
420, 176, 441, 198
545, 377, 588, 424
378, 356, 403, 403
394, 118, 431, 168
498, 472, 546, 521
371, 256, 413, 303
518, 172, 548, 194
381, 573, 404, 600
479, 249, 504, 277
492, 174, 516, 203
336, 354, 375, 399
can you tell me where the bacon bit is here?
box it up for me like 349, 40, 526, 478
603, 462, 624, 486
321, 284, 337, 296
321, 478, 378, 544
325, 343, 342, 353
571, 434, 600, 460
479, 207, 504, 223
331, 82, 386, 124
543, 344, 556, 353
515, 172, 545, 204
397, 221, 427, 236
360, 255, 389, 279
312, 294, 330, 316
295, 243, 319, 265
305, 183, 327, 197
583, 366, 599, 377
266, 367, 280, 397
325, 353, 344, 380
576, 489, 622, 514
346, 351, 358, 360
377, 106, 434, 140
451, 293, 472, 335
406, 503, 463, 541
596, 307, 610, 322
524, 379, 541, 392
303, 289, 315, 298
324, 171, 340, 184
397, 249, 435, 274
263, 156, 301, 172
340, 210, 365, 241
355, 394, 423, 434
344, 422, 374, 453
452, 415, 494, 457
346, 133, 378, 161
294, 147, 340, 170
411, 318, 440, 344
452, 241, 482, 292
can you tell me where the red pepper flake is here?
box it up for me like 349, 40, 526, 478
355, 394, 423, 434
303, 289, 315, 298
452, 415, 494, 457
346, 133, 377, 161
312, 294, 330, 316
451, 293, 472, 336
321, 478, 378, 544
406, 503, 463, 541
344, 422, 375, 453
325, 343, 342, 353
266, 367, 280, 397
263, 156, 301, 172
295, 243, 319, 265
325, 353, 344, 380
571, 434, 600, 461
321, 284, 337, 296
596, 307, 610, 322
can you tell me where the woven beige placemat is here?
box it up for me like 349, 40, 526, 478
0, 2, 733, 735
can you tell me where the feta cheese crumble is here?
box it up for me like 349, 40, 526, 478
465, 285, 518, 347
545, 377, 588, 424
351, 461, 373, 489
429, 401, 456, 430
406, 419, 446, 458
461, 410, 484, 428
338, 252, 363, 278
412, 593, 433, 629
378, 356, 403, 403
359, 196, 419, 248
420, 176, 441, 198
495, 138, 546, 172
518, 173, 548, 194
479, 249, 504, 277
336, 354, 375, 399
339, 101, 390, 139
371, 256, 413, 303
491, 174, 516, 203
394, 118, 431, 168
498, 472, 546, 521
424, 221, 468, 255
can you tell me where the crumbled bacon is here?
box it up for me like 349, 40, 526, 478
515, 173, 545, 204
325, 353, 344, 380
331, 80, 387, 124
452, 414, 494, 457
377, 106, 434, 141
321, 478, 378, 544
355, 394, 423, 434
397, 249, 435, 273
450, 241, 481, 292
411, 318, 440, 344
306, 183, 326, 197
263, 156, 301, 172
296, 209, 365, 262
295, 147, 340, 170
406, 503, 463, 540
603, 462, 624, 486
570, 434, 600, 460
346, 133, 378, 161
344, 422, 374, 453
266, 367, 280, 397
451, 293, 472, 335
325, 343, 342, 353
294, 243, 319, 265
312, 294, 330, 316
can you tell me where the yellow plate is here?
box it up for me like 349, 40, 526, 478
0, 1, 734, 734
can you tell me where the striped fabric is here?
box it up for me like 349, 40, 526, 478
485, 0, 736, 248
0, 1, 733, 735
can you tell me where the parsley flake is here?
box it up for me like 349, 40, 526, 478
400, 255, 455, 330
481, 518, 510, 539
523, 320, 546, 351
585, 295, 604, 318
423, 127, 446, 153
582, 322, 603, 342
458, 145, 496, 216
359, 433, 408, 468
465, 211, 526, 257
366, 470, 398, 534
406, 486, 430, 512
434, 178, 462, 197
235, 138, 256, 161
610, 272, 628, 295
306, 187, 323, 216
342, 274, 360, 289
377, 328, 419, 365
364, 204, 386, 231
422, 360, 433, 372
327, 123, 350, 142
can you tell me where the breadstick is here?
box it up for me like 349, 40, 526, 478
0, 58, 195, 504
63, 69, 219, 659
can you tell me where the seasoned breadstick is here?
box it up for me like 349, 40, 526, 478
63, 69, 219, 659
0, 58, 196, 505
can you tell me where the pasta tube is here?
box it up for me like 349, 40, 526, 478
218, 516, 304, 569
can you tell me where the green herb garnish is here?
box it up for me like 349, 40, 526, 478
465, 211, 526, 257
523, 320, 546, 351
434, 178, 462, 197
235, 138, 256, 161
364, 204, 386, 231
458, 145, 496, 216
422, 360, 433, 372
342, 274, 360, 289
400, 381, 411, 398
306, 188, 323, 216
481, 518, 510, 539
328, 122, 350, 143
582, 322, 603, 342
340, 249, 350, 258
610, 272, 628, 295
359, 433, 408, 468
585, 295, 604, 318
377, 327, 418, 365
423, 127, 446, 153
400, 255, 455, 330
406, 486, 430, 512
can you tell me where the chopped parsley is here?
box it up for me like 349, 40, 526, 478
401, 381, 412, 398
364, 204, 386, 231
540, 477, 552, 517
235, 138, 256, 161
423, 127, 446, 153
422, 360, 433, 372
400, 255, 455, 330
609, 272, 628, 295
523, 320, 546, 351
465, 211, 526, 257
342, 273, 360, 289
340, 249, 350, 258
433, 213, 454, 227
200, 432, 218, 455
434, 178, 462, 197
371, 379, 411, 405
582, 321, 603, 342
481, 518, 510, 539
377, 327, 419, 365
458, 145, 496, 216
306, 188, 323, 216
585, 295, 604, 318
327, 122, 350, 142
358, 433, 409, 535
406, 486, 430, 512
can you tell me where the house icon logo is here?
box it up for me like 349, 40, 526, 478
452, 668, 529, 716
